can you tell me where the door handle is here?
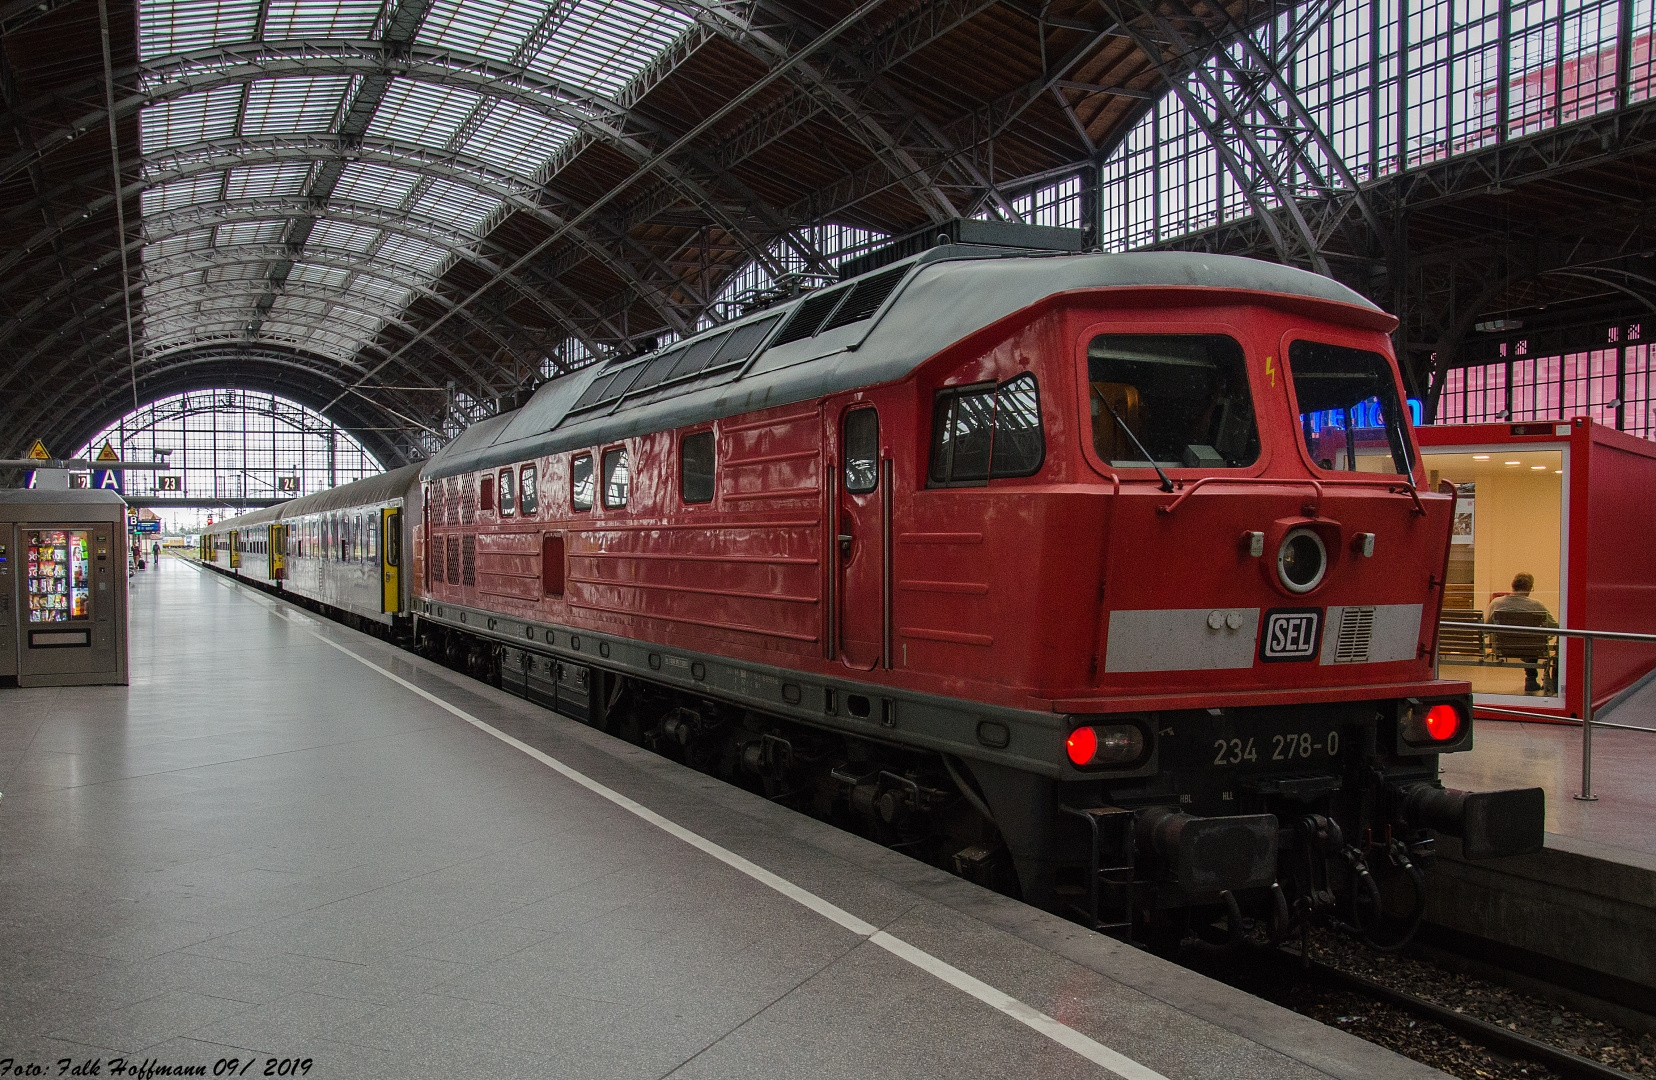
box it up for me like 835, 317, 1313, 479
837, 534, 853, 555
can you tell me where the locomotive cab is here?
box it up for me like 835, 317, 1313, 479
1016, 285, 1547, 946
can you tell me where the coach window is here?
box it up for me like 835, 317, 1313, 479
572, 453, 594, 511
928, 373, 1046, 486
519, 465, 538, 515
843, 409, 879, 494
602, 447, 629, 508
499, 468, 515, 516
366, 513, 377, 561
681, 431, 715, 504
480, 473, 496, 513
1087, 334, 1259, 469
1287, 340, 1413, 476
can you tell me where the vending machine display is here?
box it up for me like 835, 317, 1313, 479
26, 529, 91, 622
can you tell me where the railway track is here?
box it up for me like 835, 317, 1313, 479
1183, 933, 1654, 1080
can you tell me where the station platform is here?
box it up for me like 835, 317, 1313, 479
1440, 705, 1656, 862
0, 557, 1449, 1080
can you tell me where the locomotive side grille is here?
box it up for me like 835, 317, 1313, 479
461, 477, 475, 524
446, 537, 460, 586
431, 534, 445, 584
1333, 606, 1376, 663
445, 477, 457, 525
462, 535, 476, 586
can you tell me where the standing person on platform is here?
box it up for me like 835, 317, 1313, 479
151, 540, 160, 565
1487, 572, 1558, 692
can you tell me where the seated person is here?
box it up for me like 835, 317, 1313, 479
1487, 573, 1558, 693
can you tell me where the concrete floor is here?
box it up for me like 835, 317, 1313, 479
0, 557, 1449, 1079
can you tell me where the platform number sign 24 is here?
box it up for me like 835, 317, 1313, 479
1259, 608, 1323, 663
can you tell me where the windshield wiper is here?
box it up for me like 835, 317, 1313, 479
1099, 396, 1174, 492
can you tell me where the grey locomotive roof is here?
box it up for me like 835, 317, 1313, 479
424, 249, 1378, 482
210, 462, 423, 532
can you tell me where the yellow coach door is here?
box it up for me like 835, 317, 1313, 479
380, 508, 401, 613
269, 524, 286, 581
229, 532, 240, 570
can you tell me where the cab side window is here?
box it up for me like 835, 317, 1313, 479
928, 373, 1045, 486
572, 453, 594, 511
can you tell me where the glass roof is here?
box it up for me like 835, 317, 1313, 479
135, 0, 697, 365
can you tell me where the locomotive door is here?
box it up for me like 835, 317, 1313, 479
380, 507, 401, 613
835, 406, 884, 669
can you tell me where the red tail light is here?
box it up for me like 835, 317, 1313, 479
1424, 703, 1461, 741
1066, 726, 1098, 766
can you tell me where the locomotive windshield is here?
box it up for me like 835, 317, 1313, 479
1288, 341, 1414, 477
1086, 334, 1259, 469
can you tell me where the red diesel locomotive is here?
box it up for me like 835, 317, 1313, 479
202, 245, 1544, 945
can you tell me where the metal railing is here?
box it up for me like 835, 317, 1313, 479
1440, 621, 1656, 802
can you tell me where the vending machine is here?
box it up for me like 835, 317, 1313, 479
0, 489, 128, 686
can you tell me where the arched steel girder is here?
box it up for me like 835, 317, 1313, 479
7, 339, 440, 463
11, 346, 430, 468
1, 134, 697, 340
2, 197, 621, 381
0, 40, 787, 282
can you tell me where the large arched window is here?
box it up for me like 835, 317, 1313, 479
77, 390, 382, 500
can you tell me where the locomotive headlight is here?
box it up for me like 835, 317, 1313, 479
1066, 723, 1146, 767
1277, 528, 1327, 593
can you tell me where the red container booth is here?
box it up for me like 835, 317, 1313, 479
1416, 418, 1656, 721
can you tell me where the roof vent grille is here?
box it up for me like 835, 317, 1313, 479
771, 286, 849, 346
820, 266, 908, 332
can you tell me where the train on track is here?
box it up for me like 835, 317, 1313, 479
194, 243, 1544, 948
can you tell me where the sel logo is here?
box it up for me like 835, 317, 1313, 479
1260, 607, 1323, 663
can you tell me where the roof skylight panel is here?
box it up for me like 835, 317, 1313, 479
365, 80, 478, 149
460, 100, 574, 177
241, 77, 354, 136
307, 218, 381, 254
271, 295, 333, 318
140, 84, 245, 153
527, 0, 695, 98
260, 0, 385, 39
223, 163, 314, 201
417, 0, 544, 66
331, 161, 421, 210
214, 221, 287, 246
139, 0, 261, 58
288, 263, 352, 289
408, 177, 497, 233
142, 175, 225, 216
374, 234, 449, 276
143, 229, 216, 262
345, 277, 412, 307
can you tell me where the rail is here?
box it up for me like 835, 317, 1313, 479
1439, 620, 1656, 802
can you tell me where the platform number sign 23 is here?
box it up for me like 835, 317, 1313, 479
1259, 608, 1323, 663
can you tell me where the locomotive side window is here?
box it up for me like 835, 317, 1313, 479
927, 373, 1045, 486
1288, 341, 1414, 476
681, 431, 715, 504
520, 465, 538, 515
843, 409, 879, 494
498, 468, 515, 516
1087, 334, 1259, 469
572, 453, 594, 511
602, 447, 630, 508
